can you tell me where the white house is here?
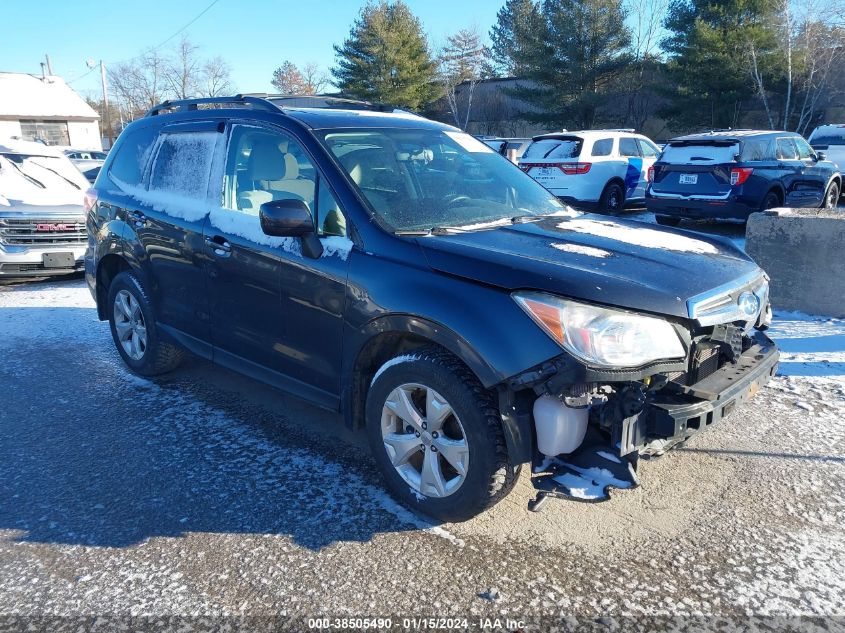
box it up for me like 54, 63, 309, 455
0, 72, 102, 151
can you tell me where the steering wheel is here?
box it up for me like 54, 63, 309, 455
445, 194, 473, 207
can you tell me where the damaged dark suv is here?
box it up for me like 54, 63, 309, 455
85, 95, 779, 520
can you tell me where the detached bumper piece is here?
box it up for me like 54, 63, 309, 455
529, 428, 639, 511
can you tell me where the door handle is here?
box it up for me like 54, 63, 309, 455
127, 210, 146, 226
205, 235, 231, 255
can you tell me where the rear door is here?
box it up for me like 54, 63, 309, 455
133, 122, 221, 346
650, 140, 738, 199
793, 135, 828, 206
775, 137, 811, 207
618, 136, 644, 200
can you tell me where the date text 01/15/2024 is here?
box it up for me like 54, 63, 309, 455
306, 617, 527, 630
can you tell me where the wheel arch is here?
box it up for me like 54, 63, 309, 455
343, 316, 500, 431
94, 254, 132, 320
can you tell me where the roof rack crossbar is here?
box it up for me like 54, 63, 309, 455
145, 94, 280, 117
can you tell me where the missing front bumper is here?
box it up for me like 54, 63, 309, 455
528, 332, 779, 510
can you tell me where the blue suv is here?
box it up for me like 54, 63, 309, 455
85, 96, 779, 519
646, 130, 841, 225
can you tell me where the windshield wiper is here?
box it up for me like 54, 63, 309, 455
29, 160, 82, 190
394, 229, 433, 236
3, 158, 45, 189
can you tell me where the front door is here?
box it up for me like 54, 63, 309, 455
205, 124, 350, 409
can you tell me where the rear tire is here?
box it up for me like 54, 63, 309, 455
822, 181, 840, 209
655, 215, 682, 227
598, 182, 625, 214
107, 271, 184, 376
365, 347, 519, 522
760, 190, 781, 212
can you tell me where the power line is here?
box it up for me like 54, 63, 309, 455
106, 0, 223, 67
66, 65, 98, 85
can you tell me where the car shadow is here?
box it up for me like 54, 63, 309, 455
0, 300, 435, 551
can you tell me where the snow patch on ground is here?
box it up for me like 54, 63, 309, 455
768, 312, 845, 377
557, 218, 720, 254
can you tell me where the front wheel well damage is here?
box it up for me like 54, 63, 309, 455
95, 254, 131, 320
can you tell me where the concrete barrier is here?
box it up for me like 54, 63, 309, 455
746, 208, 845, 318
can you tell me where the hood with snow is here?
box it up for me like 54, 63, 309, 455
418, 214, 760, 320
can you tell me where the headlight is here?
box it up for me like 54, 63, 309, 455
513, 291, 686, 368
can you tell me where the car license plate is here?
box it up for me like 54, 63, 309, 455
535, 168, 554, 179
42, 252, 75, 268
679, 174, 698, 185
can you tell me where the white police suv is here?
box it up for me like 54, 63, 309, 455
518, 130, 661, 213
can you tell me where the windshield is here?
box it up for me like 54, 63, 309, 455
318, 128, 572, 232
0, 153, 88, 207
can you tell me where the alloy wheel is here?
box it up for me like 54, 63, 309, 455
380, 383, 469, 499
113, 289, 147, 361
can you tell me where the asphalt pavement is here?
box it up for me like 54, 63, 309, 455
0, 276, 843, 632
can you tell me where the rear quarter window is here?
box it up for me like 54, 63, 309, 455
108, 125, 159, 186
522, 138, 583, 160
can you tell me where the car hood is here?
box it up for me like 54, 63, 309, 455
418, 214, 761, 319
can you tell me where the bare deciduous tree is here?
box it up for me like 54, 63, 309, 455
165, 36, 201, 99
439, 27, 486, 130
109, 50, 168, 121
200, 56, 235, 97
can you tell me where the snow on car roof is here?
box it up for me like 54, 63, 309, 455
669, 130, 789, 143
531, 130, 644, 141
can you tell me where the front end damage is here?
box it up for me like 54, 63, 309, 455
505, 321, 779, 511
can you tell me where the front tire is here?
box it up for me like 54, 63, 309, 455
365, 347, 519, 522
823, 181, 840, 209
107, 271, 184, 376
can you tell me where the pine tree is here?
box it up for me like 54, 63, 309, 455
332, 1, 438, 110
488, 0, 545, 76
498, 0, 631, 129
660, 0, 781, 130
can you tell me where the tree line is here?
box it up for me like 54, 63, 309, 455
101, 0, 844, 136
278, 0, 843, 135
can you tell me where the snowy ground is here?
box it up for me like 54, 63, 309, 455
0, 277, 843, 630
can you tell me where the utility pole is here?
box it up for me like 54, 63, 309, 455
99, 60, 113, 148
45, 54, 53, 75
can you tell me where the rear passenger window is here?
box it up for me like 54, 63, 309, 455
108, 125, 158, 186
149, 131, 219, 198
776, 138, 798, 160
591, 138, 613, 157
619, 138, 641, 157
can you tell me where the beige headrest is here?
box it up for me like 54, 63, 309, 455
282, 153, 299, 180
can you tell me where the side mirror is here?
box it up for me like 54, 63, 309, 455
259, 198, 323, 258
817, 151, 827, 161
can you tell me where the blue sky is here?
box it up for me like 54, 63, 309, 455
1, 0, 502, 99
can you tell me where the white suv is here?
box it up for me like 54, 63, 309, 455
808, 124, 845, 172
518, 130, 661, 213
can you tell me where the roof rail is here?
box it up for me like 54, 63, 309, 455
145, 94, 281, 117
145, 93, 402, 118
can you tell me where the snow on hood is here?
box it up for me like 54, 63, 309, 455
557, 218, 719, 255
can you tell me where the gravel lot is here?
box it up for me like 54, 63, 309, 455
1, 266, 843, 630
